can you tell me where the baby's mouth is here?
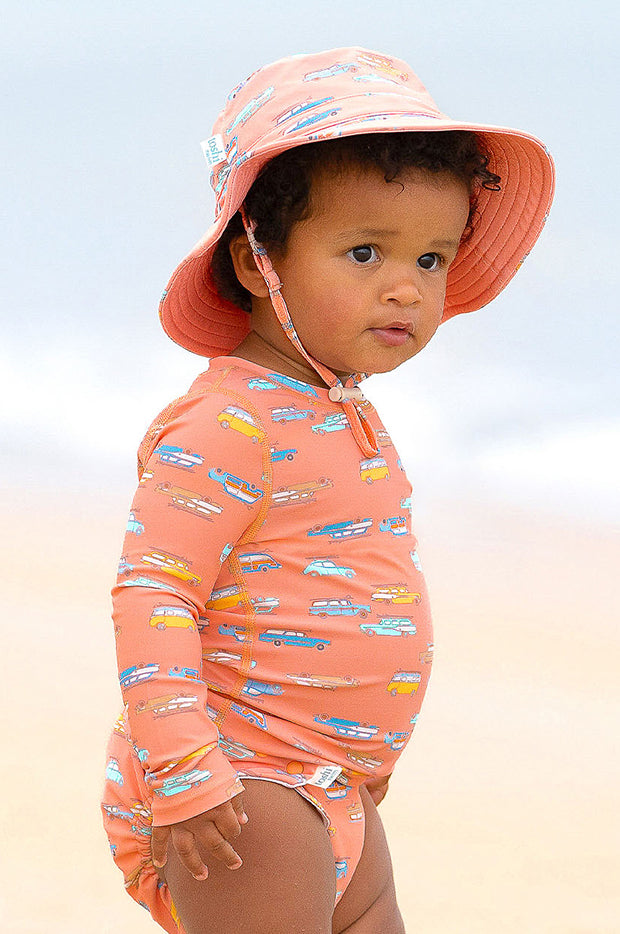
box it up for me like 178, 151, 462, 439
369, 325, 412, 347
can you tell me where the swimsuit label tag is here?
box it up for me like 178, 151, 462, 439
200, 134, 227, 168
307, 765, 342, 788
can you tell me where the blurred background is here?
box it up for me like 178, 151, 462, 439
2, 1, 618, 931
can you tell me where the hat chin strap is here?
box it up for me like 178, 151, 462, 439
241, 208, 379, 458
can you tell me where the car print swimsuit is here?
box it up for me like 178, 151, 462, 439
101, 355, 434, 932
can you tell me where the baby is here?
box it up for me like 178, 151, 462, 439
101, 47, 554, 934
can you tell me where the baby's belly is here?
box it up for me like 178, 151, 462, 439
201, 588, 434, 779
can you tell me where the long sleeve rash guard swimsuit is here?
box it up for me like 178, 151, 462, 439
101, 356, 434, 930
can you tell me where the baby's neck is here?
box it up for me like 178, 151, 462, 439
233, 331, 351, 388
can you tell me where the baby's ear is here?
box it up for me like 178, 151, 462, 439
229, 235, 271, 299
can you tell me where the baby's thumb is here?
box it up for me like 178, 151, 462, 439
231, 793, 249, 825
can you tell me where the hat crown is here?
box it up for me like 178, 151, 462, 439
208, 47, 444, 213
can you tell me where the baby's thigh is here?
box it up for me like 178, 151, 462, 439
160, 780, 336, 934
331, 785, 404, 934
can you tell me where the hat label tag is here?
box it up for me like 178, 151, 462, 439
201, 134, 227, 168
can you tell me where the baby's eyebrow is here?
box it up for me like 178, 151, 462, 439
334, 228, 398, 241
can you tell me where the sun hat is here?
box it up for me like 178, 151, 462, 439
159, 46, 555, 358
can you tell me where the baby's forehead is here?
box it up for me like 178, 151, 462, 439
305, 161, 469, 226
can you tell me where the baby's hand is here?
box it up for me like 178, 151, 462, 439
151, 793, 248, 881
365, 775, 390, 807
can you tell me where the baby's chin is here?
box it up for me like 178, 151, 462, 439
329, 349, 421, 378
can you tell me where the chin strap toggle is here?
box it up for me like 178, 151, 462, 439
328, 385, 364, 403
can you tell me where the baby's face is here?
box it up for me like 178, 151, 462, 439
251, 163, 470, 382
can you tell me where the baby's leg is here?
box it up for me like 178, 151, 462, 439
158, 779, 336, 934
331, 785, 406, 934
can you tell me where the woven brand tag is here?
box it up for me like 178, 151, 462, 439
200, 134, 227, 168
307, 765, 342, 788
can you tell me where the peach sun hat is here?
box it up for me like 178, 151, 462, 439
159, 46, 555, 358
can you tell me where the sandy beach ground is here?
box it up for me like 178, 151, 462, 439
2, 491, 618, 933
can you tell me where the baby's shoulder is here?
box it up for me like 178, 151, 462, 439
136, 361, 268, 474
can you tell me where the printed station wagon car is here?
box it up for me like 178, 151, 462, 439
313, 716, 379, 740
135, 693, 199, 716
119, 663, 159, 688
142, 552, 201, 586
309, 598, 370, 618
270, 446, 297, 462
154, 769, 212, 797
371, 585, 421, 605
203, 649, 257, 669
286, 673, 359, 690
346, 751, 383, 770
384, 730, 411, 751
230, 701, 269, 730
241, 679, 284, 697
275, 97, 334, 127
208, 468, 264, 506
266, 373, 319, 397
311, 413, 348, 435
118, 575, 180, 593
218, 623, 249, 642
154, 444, 204, 470
259, 629, 330, 650
238, 551, 282, 573
387, 671, 422, 695
379, 516, 407, 536
218, 736, 255, 759
272, 478, 332, 506
270, 405, 315, 423
157, 742, 218, 777
168, 666, 201, 680
359, 618, 417, 637
247, 377, 278, 391
207, 585, 242, 611
156, 482, 222, 519
250, 596, 279, 614
307, 518, 372, 540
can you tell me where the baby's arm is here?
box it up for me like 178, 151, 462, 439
113, 389, 266, 852
364, 774, 391, 806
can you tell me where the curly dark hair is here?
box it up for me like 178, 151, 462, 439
212, 131, 501, 312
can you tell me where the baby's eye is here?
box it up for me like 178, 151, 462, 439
417, 253, 442, 271
347, 245, 379, 265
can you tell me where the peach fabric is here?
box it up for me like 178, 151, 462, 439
101, 356, 433, 927
158, 46, 555, 358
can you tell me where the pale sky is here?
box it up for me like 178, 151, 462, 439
3, 0, 619, 524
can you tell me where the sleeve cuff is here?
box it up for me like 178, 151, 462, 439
150, 746, 244, 826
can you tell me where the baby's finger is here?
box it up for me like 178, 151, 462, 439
230, 792, 249, 826
214, 801, 243, 842
229, 794, 249, 836
170, 828, 209, 881
199, 823, 243, 870
151, 826, 170, 869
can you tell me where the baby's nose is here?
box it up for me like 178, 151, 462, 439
380, 268, 423, 306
